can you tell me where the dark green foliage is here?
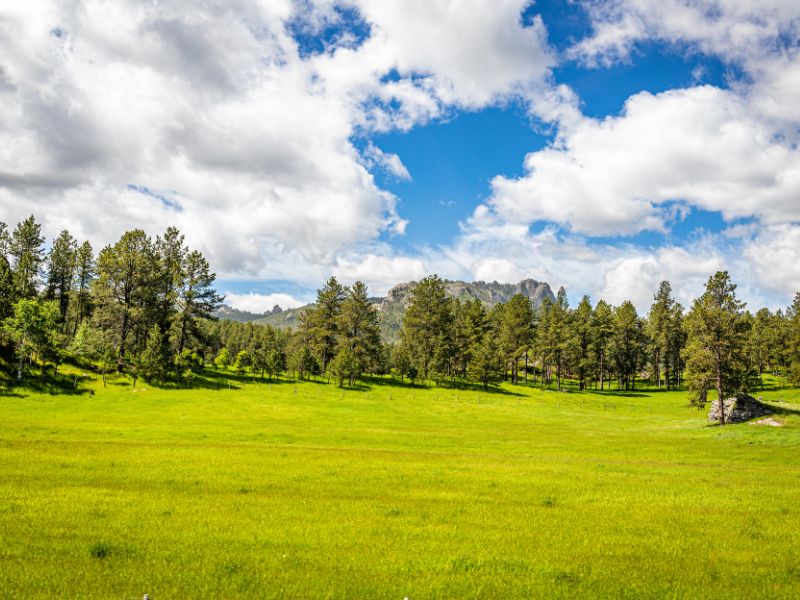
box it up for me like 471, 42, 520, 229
4, 298, 62, 380
140, 324, 167, 383
568, 296, 595, 391
44, 229, 77, 323
301, 276, 346, 375
786, 294, 800, 384
683, 271, 757, 424
400, 275, 454, 382
494, 294, 534, 384
610, 301, 645, 391
467, 335, 502, 390
2, 215, 800, 400
9, 215, 45, 300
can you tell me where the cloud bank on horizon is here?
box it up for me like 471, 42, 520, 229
1, 0, 799, 314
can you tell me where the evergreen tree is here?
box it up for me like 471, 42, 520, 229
786, 294, 800, 384
646, 281, 675, 389
93, 230, 157, 361
301, 276, 346, 376
9, 215, 45, 299
568, 295, 595, 390
70, 241, 95, 335
468, 334, 502, 391
610, 301, 644, 390
747, 308, 773, 377
44, 230, 77, 323
337, 281, 381, 381
154, 227, 187, 342
399, 275, 454, 382
495, 294, 534, 384
538, 288, 569, 389
174, 250, 223, 354
330, 345, 360, 387
0, 253, 13, 322
683, 271, 755, 424
452, 298, 489, 378
140, 323, 167, 383
591, 300, 615, 390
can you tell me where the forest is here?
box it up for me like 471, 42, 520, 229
2, 215, 799, 418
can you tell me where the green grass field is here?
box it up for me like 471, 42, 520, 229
2, 369, 800, 599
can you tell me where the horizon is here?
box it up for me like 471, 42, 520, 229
2, 1, 799, 313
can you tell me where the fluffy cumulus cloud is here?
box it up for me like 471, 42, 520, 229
0, 0, 553, 279
570, 0, 800, 68
449, 0, 800, 309
3, 0, 800, 311
485, 85, 800, 236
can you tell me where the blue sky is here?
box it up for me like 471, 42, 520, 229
2, 1, 799, 313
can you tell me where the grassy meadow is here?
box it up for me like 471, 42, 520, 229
2, 368, 800, 598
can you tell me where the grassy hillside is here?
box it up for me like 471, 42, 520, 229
2, 370, 800, 598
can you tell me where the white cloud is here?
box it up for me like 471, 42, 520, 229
0, 0, 555, 282
570, 1, 800, 68
332, 252, 427, 295
483, 85, 800, 236
742, 224, 800, 299
224, 292, 307, 313
362, 142, 411, 180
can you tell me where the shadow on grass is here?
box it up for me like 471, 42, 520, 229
766, 403, 800, 417
591, 389, 650, 398
3, 377, 96, 397
356, 375, 526, 396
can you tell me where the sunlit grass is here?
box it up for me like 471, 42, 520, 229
1, 368, 800, 598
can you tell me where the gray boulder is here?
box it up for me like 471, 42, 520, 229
708, 393, 771, 424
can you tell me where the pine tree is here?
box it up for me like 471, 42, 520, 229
44, 230, 77, 324
683, 271, 755, 424
452, 299, 489, 379
468, 334, 502, 391
300, 276, 346, 377
337, 281, 381, 382
537, 288, 569, 390
174, 250, 223, 354
610, 301, 644, 390
154, 227, 187, 342
591, 300, 615, 390
93, 230, 157, 361
69, 241, 95, 335
569, 296, 595, 390
9, 215, 45, 300
786, 293, 800, 384
0, 253, 13, 322
647, 281, 674, 389
140, 323, 167, 383
495, 294, 534, 384
399, 275, 454, 383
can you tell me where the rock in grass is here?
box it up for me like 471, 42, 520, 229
708, 393, 771, 424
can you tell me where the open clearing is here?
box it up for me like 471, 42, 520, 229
2, 373, 800, 598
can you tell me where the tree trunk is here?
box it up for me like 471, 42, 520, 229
599, 352, 604, 390
524, 351, 528, 384
715, 348, 725, 426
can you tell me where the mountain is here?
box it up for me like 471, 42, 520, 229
377, 279, 555, 341
227, 279, 556, 341
212, 304, 285, 323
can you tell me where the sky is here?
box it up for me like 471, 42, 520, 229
1, 1, 800, 314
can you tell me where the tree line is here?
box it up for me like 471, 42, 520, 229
0, 216, 222, 386
2, 216, 799, 425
